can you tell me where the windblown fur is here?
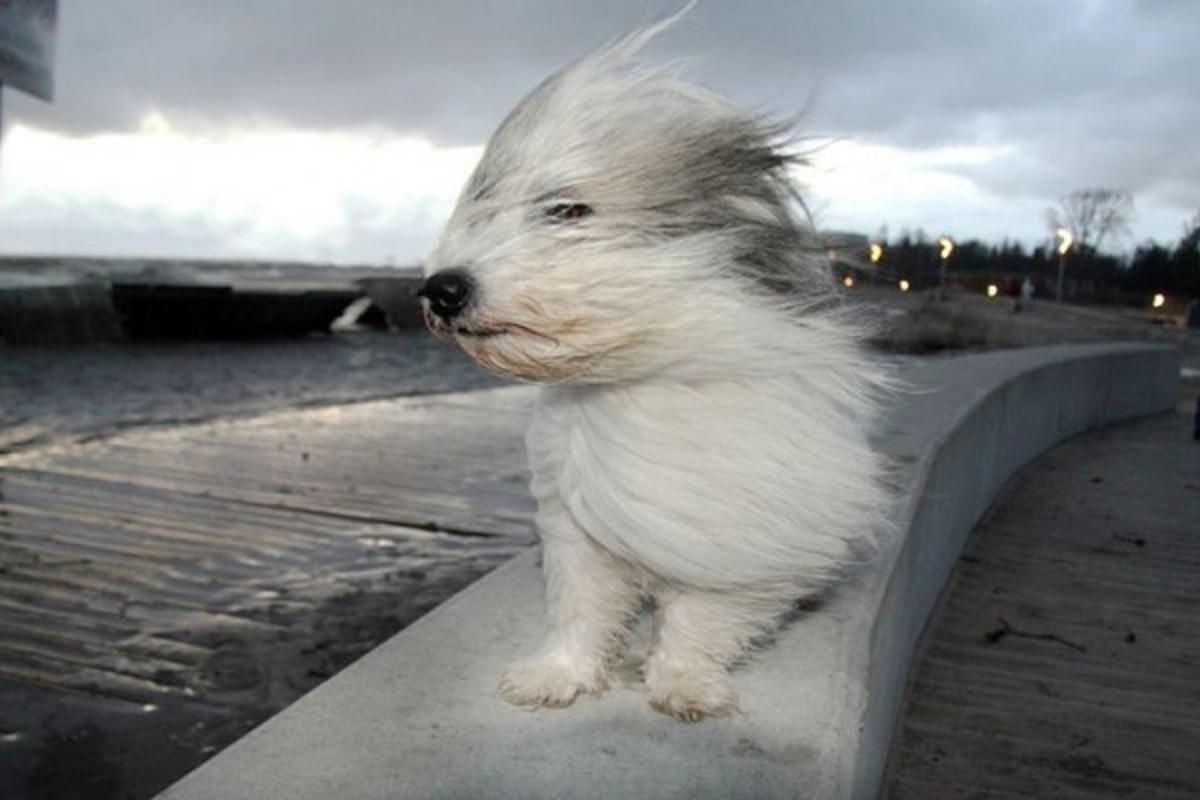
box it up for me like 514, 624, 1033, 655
424, 14, 889, 721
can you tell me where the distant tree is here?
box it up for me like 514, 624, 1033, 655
954, 240, 989, 273
1172, 212, 1200, 298
1124, 242, 1173, 295
1045, 189, 1135, 254
1177, 211, 1200, 258
995, 240, 1027, 276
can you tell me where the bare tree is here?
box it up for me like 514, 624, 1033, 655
1184, 210, 1200, 241
1045, 189, 1134, 253
1177, 210, 1200, 258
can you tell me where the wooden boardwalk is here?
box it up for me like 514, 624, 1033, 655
0, 388, 536, 707
887, 411, 1200, 799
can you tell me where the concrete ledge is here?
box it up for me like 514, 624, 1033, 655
159, 343, 1180, 800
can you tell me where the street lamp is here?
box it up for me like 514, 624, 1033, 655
1055, 227, 1074, 303
869, 243, 883, 264
937, 236, 954, 301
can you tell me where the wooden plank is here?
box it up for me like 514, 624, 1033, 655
886, 412, 1200, 798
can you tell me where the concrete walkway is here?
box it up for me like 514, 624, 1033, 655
886, 411, 1200, 799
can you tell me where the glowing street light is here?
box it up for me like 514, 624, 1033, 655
1055, 227, 1074, 303
1055, 227, 1074, 256
987, 284, 999, 298
1152, 293, 1166, 309
869, 243, 884, 264
898, 278, 911, 292
842, 275, 855, 289
938, 236, 955, 260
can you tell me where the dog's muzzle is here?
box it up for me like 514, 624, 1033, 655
419, 269, 473, 322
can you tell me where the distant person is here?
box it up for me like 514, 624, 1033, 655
1021, 276, 1035, 302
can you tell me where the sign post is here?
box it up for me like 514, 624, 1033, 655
937, 235, 955, 302
0, 0, 58, 138
1054, 227, 1074, 304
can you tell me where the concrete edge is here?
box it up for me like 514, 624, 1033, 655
153, 343, 1183, 800
847, 343, 1182, 798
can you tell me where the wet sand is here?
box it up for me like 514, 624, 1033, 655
0, 388, 536, 800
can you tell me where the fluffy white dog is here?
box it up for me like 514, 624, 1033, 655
421, 17, 889, 721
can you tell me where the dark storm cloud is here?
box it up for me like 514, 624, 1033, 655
5, 0, 1198, 243
10, 1, 672, 141
12, 3, 1193, 132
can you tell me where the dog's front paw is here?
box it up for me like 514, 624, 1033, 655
646, 665, 739, 722
499, 655, 607, 709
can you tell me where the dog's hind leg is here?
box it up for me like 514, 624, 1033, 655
499, 524, 640, 709
644, 587, 789, 722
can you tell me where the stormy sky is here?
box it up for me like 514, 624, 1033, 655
1, 0, 1196, 264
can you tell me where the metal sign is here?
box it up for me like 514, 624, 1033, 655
0, 0, 57, 101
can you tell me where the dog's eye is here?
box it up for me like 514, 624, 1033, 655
545, 203, 592, 223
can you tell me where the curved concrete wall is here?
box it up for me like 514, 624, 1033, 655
850, 343, 1179, 798
159, 343, 1180, 800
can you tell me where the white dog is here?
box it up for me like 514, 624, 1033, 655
421, 16, 889, 721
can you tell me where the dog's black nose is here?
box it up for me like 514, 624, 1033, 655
419, 270, 473, 321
